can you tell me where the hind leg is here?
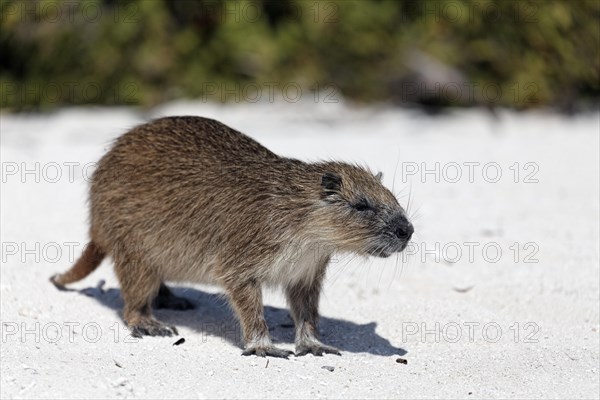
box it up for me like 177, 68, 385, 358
114, 253, 177, 337
153, 283, 195, 311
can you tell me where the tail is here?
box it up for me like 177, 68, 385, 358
50, 241, 106, 290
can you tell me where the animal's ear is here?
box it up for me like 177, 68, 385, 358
321, 172, 342, 197
375, 171, 383, 181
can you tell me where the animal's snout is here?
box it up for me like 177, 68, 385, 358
393, 220, 414, 241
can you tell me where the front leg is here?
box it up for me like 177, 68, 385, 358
285, 272, 341, 357
225, 279, 293, 359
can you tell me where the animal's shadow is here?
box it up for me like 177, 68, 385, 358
76, 282, 407, 356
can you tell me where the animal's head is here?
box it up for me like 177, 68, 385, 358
315, 162, 413, 257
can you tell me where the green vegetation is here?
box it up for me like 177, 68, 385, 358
1, 0, 598, 111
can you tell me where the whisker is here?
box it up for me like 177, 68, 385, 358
327, 253, 352, 285
392, 150, 401, 194
409, 204, 422, 221
394, 186, 410, 200
377, 250, 386, 287
393, 248, 408, 284
328, 250, 363, 286
406, 183, 413, 215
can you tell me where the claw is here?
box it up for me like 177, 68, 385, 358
130, 320, 178, 338
295, 342, 341, 357
242, 346, 293, 359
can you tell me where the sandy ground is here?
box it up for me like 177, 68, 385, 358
1, 102, 599, 399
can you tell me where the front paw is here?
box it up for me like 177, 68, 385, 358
242, 345, 293, 359
129, 318, 178, 338
296, 341, 341, 356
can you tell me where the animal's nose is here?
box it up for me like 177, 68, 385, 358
394, 222, 414, 241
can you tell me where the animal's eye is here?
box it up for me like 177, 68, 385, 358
353, 199, 374, 212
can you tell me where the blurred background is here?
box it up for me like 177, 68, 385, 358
1, 0, 599, 112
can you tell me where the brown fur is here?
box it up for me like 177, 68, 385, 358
51, 242, 104, 286
51, 116, 413, 357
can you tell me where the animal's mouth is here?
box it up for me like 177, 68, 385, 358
366, 240, 408, 258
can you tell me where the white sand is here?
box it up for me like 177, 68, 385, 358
1, 102, 598, 399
